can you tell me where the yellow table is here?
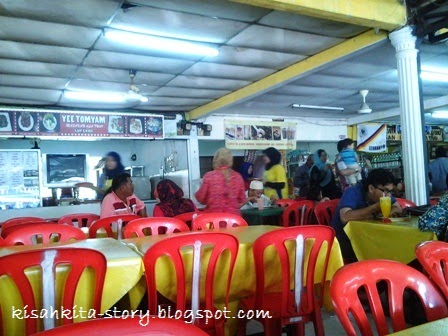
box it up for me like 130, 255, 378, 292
0, 238, 144, 336
122, 225, 344, 335
345, 216, 437, 264
387, 317, 448, 335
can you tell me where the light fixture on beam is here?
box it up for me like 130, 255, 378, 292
64, 91, 148, 103
431, 111, 448, 119
104, 30, 219, 57
291, 104, 344, 111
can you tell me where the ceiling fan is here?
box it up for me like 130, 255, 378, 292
358, 89, 372, 114
64, 69, 148, 103
126, 69, 148, 103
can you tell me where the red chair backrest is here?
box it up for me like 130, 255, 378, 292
1, 221, 56, 239
191, 213, 248, 230
276, 199, 298, 208
416, 241, 448, 300
88, 214, 140, 238
58, 213, 100, 228
0, 248, 107, 334
2, 216, 45, 226
281, 200, 315, 227
174, 211, 197, 229
395, 198, 417, 208
1, 217, 45, 237
314, 201, 338, 226
32, 316, 209, 336
330, 259, 448, 336
252, 226, 335, 316
0, 224, 86, 246
142, 232, 239, 330
123, 217, 190, 238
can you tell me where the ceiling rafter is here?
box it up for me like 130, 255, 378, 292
229, 0, 406, 31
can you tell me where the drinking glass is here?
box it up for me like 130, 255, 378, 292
257, 198, 264, 210
380, 196, 391, 218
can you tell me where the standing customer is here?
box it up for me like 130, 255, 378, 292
100, 173, 147, 218
77, 151, 125, 197
153, 179, 196, 217
308, 149, 341, 201
293, 154, 314, 198
195, 148, 246, 215
429, 146, 448, 195
263, 147, 288, 199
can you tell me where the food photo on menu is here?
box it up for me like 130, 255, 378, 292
18, 112, 35, 132
0, 112, 12, 132
108, 116, 124, 133
146, 117, 162, 135
40, 113, 59, 132
129, 117, 143, 134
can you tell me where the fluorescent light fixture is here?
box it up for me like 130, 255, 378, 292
104, 30, 219, 57
64, 91, 148, 103
291, 104, 344, 111
421, 71, 448, 82
431, 111, 448, 118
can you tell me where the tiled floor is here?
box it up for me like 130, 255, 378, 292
246, 309, 347, 336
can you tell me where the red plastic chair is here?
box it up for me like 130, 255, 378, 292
2, 216, 45, 226
0, 247, 107, 334
0, 224, 86, 246
416, 241, 448, 300
33, 316, 209, 335
191, 212, 248, 230
123, 217, 190, 238
88, 214, 140, 238
281, 200, 315, 227
238, 225, 335, 336
1, 221, 57, 239
276, 199, 298, 208
314, 201, 338, 226
1, 217, 45, 238
143, 232, 239, 336
58, 213, 100, 228
396, 198, 417, 208
330, 259, 448, 336
174, 211, 198, 229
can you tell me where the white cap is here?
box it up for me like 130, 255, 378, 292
250, 180, 264, 190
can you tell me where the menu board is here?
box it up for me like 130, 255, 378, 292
0, 110, 164, 139
0, 149, 41, 210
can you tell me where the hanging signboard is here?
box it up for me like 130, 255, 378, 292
0, 110, 164, 139
387, 124, 444, 142
387, 125, 401, 141
224, 119, 296, 150
357, 123, 387, 153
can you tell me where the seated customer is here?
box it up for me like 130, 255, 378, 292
100, 173, 147, 218
153, 179, 196, 217
418, 192, 448, 240
241, 180, 278, 210
330, 168, 402, 263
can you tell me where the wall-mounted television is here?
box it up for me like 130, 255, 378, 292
43, 154, 88, 187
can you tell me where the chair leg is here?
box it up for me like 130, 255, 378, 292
262, 318, 283, 336
313, 308, 325, 336
236, 316, 247, 336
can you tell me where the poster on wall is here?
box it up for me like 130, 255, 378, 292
224, 119, 297, 150
0, 109, 164, 139
357, 123, 387, 152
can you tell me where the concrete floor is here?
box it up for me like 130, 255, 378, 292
245, 309, 348, 336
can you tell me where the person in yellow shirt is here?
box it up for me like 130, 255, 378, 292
262, 147, 288, 199
76, 151, 125, 198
